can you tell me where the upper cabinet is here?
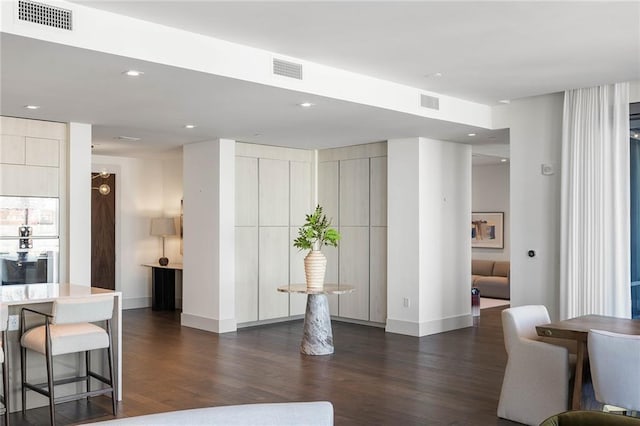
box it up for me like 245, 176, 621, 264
0, 117, 65, 197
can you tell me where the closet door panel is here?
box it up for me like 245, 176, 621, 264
370, 157, 387, 227
235, 157, 258, 226
339, 226, 369, 320
259, 158, 289, 226
318, 161, 339, 225
290, 161, 313, 226
235, 227, 258, 323
289, 227, 307, 315
340, 158, 369, 226
259, 227, 290, 320
370, 227, 387, 323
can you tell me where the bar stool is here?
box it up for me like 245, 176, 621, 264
0, 304, 9, 426
20, 295, 116, 425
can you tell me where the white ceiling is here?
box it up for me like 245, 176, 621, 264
2, 1, 639, 158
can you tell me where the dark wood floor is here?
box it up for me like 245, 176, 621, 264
9, 306, 521, 425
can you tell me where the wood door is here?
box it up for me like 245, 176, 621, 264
91, 172, 115, 289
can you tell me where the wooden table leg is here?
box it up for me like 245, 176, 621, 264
572, 340, 586, 410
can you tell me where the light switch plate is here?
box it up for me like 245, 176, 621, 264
8, 315, 19, 331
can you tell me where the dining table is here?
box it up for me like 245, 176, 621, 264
536, 315, 640, 410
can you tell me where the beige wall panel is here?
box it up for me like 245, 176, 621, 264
235, 227, 259, 323
370, 156, 387, 227
340, 158, 370, 226
236, 143, 313, 162
338, 226, 370, 321
0, 116, 66, 140
259, 227, 290, 320
370, 227, 387, 323
318, 142, 387, 162
0, 164, 58, 196
259, 158, 289, 226
290, 161, 313, 226
318, 161, 339, 226
0, 134, 26, 164
25, 137, 59, 167
235, 156, 258, 226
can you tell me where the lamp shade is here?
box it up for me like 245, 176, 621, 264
150, 217, 177, 237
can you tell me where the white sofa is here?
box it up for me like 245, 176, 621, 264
88, 401, 333, 426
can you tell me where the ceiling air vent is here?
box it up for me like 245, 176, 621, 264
273, 58, 303, 80
420, 94, 440, 111
18, 0, 73, 31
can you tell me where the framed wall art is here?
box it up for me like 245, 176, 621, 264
471, 212, 504, 249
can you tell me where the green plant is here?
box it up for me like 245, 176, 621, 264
293, 205, 341, 251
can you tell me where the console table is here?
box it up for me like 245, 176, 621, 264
277, 284, 355, 355
142, 263, 182, 310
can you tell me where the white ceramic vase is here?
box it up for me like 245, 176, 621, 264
304, 250, 327, 290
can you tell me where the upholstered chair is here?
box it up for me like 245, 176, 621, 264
20, 295, 116, 425
588, 329, 640, 414
0, 303, 9, 426
497, 305, 571, 425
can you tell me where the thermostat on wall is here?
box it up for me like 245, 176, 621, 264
541, 164, 554, 175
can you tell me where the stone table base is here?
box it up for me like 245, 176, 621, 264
301, 294, 333, 355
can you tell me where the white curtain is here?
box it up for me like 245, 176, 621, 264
560, 83, 630, 319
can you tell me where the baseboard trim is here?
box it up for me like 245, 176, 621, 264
386, 314, 473, 337
238, 314, 305, 329
181, 313, 237, 333
122, 297, 151, 310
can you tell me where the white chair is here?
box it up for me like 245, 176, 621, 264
588, 329, 640, 414
497, 305, 571, 425
20, 295, 116, 425
0, 304, 9, 426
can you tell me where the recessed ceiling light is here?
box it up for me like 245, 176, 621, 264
425, 72, 443, 78
115, 136, 141, 141
299, 102, 315, 108
184, 124, 197, 129
123, 70, 144, 77
634, 133, 640, 138
467, 133, 476, 137
499, 99, 511, 104
24, 105, 40, 110
501, 158, 508, 163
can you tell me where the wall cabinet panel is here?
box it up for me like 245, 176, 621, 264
339, 226, 370, 321
259, 159, 289, 226
370, 157, 387, 227
340, 159, 370, 226
289, 227, 307, 315
370, 227, 387, 323
0, 134, 25, 164
25, 137, 59, 167
290, 161, 312, 226
235, 157, 258, 227
0, 164, 58, 197
235, 227, 258, 323
318, 161, 339, 225
259, 227, 290, 320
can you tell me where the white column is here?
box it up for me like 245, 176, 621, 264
387, 137, 472, 336
67, 122, 92, 285
182, 139, 236, 333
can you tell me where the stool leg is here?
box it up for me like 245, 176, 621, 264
106, 321, 116, 416
45, 348, 54, 426
19, 347, 25, 416
85, 351, 90, 401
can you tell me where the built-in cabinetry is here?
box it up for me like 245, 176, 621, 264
234, 143, 314, 324
0, 117, 65, 197
318, 142, 387, 324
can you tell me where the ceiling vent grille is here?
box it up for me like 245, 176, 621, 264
420, 94, 440, 111
273, 58, 303, 80
18, 0, 73, 31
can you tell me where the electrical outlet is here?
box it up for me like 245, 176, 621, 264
8, 315, 19, 331
403, 297, 410, 308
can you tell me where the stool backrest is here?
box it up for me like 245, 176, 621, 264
52, 295, 114, 325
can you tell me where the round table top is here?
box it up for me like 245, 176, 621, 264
277, 284, 355, 295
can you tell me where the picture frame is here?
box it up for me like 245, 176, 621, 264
471, 212, 504, 249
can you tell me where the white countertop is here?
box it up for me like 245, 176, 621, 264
0, 283, 120, 305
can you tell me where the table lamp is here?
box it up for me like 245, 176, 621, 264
150, 217, 177, 266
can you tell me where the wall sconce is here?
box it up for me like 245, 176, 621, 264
92, 171, 111, 196
150, 217, 178, 266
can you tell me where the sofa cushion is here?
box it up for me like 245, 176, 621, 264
492, 261, 510, 277
472, 260, 495, 276
474, 276, 509, 299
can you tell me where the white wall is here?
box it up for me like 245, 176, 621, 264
92, 154, 169, 309
387, 137, 472, 336
472, 163, 510, 261
493, 93, 564, 319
